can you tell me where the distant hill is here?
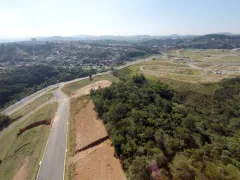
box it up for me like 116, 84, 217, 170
38, 35, 154, 42
144, 34, 240, 49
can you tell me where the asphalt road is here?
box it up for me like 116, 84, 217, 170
37, 88, 69, 180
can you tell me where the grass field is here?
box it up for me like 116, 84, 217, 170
62, 74, 119, 96
119, 65, 222, 95
169, 49, 240, 63
139, 60, 188, 67
10, 93, 54, 120
193, 63, 213, 68
0, 103, 57, 180
120, 49, 240, 84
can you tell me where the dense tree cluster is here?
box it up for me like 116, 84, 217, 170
0, 113, 11, 131
91, 75, 240, 179
0, 65, 92, 108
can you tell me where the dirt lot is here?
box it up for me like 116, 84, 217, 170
12, 157, 30, 180
71, 139, 126, 180
71, 80, 112, 98
69, 98, 126, 180
74, 100, 108, 150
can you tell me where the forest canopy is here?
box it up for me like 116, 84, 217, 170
0, 65, 93, 108
91, 75, 240, 180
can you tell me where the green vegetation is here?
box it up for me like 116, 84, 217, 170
144, 34, 240, 49
0, 103, 57, 180
0, 65, 91, 108
62, 74, 119, 96
194, 63, 213, 68
10, 93, 54, 120
168, 49, 240, 63
91, 74, 240, 180
140, 61, 188, 67
0, 114, 11, 131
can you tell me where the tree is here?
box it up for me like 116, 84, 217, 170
129, 157, 151, 180
0, 113, 11, 130
132, 74, 146, 85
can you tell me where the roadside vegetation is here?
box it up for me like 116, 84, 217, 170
91, 74, 240, 179
0, 65, 91, 108
0, 114, 11, 131
10, 93, 54, 120
0, 103, 57, 180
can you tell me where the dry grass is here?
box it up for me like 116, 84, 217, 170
62, 74, 119, 96
10, 93, 54, 120
0, 103, 57, 180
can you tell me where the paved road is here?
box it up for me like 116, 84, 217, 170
37, 88, 69, 180
2, 85, 58, 115
0, 98, 55, 140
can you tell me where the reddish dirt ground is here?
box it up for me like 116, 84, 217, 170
72, 139, 126, 180
71, 80, 112, 98
70, 99, 126, 180
12, 156, 29, 180
74, 100, 108, 150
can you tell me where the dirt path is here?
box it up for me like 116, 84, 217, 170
70, 99, 126, 180
71, 80, 112, 98
12, 156, 30, 180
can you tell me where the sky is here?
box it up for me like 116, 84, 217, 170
0, 0, 240, 38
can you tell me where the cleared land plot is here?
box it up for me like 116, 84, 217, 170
66, 98, 126, 180
169, 49, 240, 63
72, 80, 112, 98
139, 60, 188, 67
193, 63, 214, 68
136, 49, 240, 83
142, 65, 201, 75
62, 74, 118, 96
0, 103, 57, 180
10, 93, 54, 120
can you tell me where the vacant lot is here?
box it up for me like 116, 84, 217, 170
169, 49, 240, 63
62, 74, 118, 96
0, 103, 57, 180
120, 49, 240, 83
142, 65, 201, 75
66, 98, 126, 180
139, 60, 188, 67
71, 80, 112, 98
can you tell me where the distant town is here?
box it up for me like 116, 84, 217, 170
0, 39, 158, 72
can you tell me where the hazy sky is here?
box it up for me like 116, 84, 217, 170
1, 0, 240, 38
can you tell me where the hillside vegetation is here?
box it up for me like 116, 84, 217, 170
91, 75, 240, 179
0, 65, 91, 108
144, 34, 240, 49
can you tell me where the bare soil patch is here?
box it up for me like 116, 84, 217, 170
69, 99, 126, 180
74, 100, 108, 150
12, 156, 30, 180
71, 80, 112, 98
71, 139, 126, 180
